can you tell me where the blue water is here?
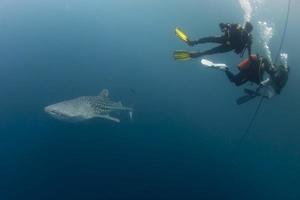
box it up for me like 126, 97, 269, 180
0, 0, 300, 199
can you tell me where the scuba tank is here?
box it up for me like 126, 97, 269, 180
238, 54, 258, 71
238, 54, 264, 85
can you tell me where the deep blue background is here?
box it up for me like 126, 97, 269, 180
0, 0, 299, 199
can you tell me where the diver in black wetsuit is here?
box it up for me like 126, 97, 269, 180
224, 54, 289, 91
219, 54, 289, 104
174, 22, 253, 60
264, 63, 289, 95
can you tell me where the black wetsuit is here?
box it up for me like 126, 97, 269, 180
268, 65, 289, 94
225, 57, 263, 86
191, 23, 252, 58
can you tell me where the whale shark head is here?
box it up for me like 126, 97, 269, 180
44, 97, 95, 122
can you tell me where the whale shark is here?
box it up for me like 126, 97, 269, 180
45, 89, 132, 123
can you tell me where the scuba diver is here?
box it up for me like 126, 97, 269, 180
202, 54, 268, 86
201, 54, 289, 104
257, 57, 289, 98
174, 22, 253, 60
224, 54, 265, 86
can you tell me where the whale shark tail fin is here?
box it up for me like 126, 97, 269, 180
129, 110, 133, 121
127, 104, 134, 123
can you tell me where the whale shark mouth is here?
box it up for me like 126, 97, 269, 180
45, 107, 69, 120
44, 106, 90, 122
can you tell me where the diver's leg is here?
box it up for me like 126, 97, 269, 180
225, 70, 248, 86
190, 44, 233, 58
195, 36, 225, 44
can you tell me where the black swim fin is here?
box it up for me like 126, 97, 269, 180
236, 94, 257, 105
236, 89, 260, 105
244, 89, 259, 96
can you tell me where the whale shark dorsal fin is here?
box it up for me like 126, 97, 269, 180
99, 89, 109, 97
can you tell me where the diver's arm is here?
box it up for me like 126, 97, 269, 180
248, 44, 252, 58
247, 35, 253, 59
260, 78, 270, 86
255, 78, 269, 93
256, 78, 276, 99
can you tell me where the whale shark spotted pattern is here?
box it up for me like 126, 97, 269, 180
45, 89, 132, 123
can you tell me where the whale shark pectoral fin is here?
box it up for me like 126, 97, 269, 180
96, 114, 120, 123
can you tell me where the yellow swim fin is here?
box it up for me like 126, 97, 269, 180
173, 50, 192, 61
175, 27, 189, 43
